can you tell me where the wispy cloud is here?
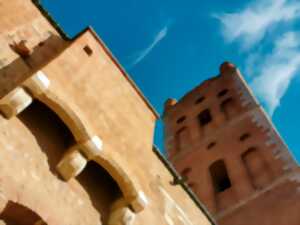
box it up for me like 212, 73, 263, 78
215, 0, 300, 116
214, 0, 300, 49
251, 32, 300, 115
128, 25, 169, 68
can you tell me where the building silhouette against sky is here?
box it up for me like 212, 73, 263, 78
164, 62, 300, 225
0, 0, 216, 224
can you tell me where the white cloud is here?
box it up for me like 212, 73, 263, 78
128, 26, 168, 68
214, 0, 300, 49
251, 32, 300, 115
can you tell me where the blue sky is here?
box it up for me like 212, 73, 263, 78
41, 0, 300, 162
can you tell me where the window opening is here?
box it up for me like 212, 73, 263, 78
242, 147, 273, 189
0, 201, 46, 225
195, 96, 205, 104
198, 109, 212, 126
181, 168, 191, 181
76, 161, 122, 224
207, 142, 216, 149
175, 127, 189, 152
209, 160, 231, 193
17, 100, 75, 175
220, 97, 235, 119
176, 116, 186, 124
240, 133, 251, 141
217, 89, 228, 97
83, 45, 93, 56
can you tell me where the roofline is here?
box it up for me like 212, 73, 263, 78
32, 0, 160, 119
152, 146, 218, 225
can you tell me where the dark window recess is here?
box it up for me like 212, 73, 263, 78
210, 160, 231, 193
195, 96, 205, 104
181, 168, 192, 177
220, 97, 234, 111
83, 45, 93, 56
198, 109, 212, 126
240, 133, 251, 141
181, 168, 191, 181
188, 182, 196, 188
177, 116, 186, 124
218, 89, 229, 97
207, 142, 216, 149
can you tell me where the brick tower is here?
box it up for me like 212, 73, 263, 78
163, 62, 300, 225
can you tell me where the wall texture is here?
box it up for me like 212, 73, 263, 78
0, 0, 214, 224
164, 62, 300, 225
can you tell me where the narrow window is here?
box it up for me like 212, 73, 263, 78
195, 96, 205, 104
207, 142, 216, 149
175, 127, 189, 152
210, 160, 231, 193
181, 167, 191, 181
176, 116, 186, 124
188, 182, 196, 188
240, 133, 251, 141
198, 109, 212, 126
83, 45, 93, 56
220, 97, 235, 119
242, 147, 273, 189
217, 89, 228, 97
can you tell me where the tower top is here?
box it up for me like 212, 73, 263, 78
219, 61, 236, 75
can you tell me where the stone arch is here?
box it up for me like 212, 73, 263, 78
0, 201, 47, 225
0, 71, 147, 216
34, 85, 146, 213
36, 90, 92, 142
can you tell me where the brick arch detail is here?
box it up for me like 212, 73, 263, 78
0, 71, 148, 216
31, 74, 147, 213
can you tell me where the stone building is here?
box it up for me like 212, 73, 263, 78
0, 0, 216, 224
163, 62, 300, 225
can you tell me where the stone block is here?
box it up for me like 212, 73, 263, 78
130, 191, 149, 213
23, 71, 50, 97
79, 136, 103, 160
56, 149, 87, 181
0, 87, 32, 118
108, 207, 135, 225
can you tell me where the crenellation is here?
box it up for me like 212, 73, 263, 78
164, 62, 300, 225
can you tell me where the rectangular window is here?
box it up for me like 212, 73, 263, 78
175, 127, 189, 152
210, 160, 231, 193
198, 109, 212, 126
83, 45, 93, 56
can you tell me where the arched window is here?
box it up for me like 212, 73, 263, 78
220, 97, 236, 120
175, 127, 189, 152
209, 160, 231, 193
242, 147, 273, 189
76, 161, 122, 224
198, 109, 212, 126
17, 100, 75, 175
0, 201, 46, 225
16, 100, 132, 224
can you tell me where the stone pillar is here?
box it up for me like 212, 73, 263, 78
56, 149, 88, 181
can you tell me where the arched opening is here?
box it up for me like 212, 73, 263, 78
175, 127, 189, 152
16, 100, 131, 224
220, 97, 236, 120
0, 201, 46, 225
242, 147, 273, 189
17, 100, 75, 175
209, 160, 231, 194
76, 161, 122, 224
